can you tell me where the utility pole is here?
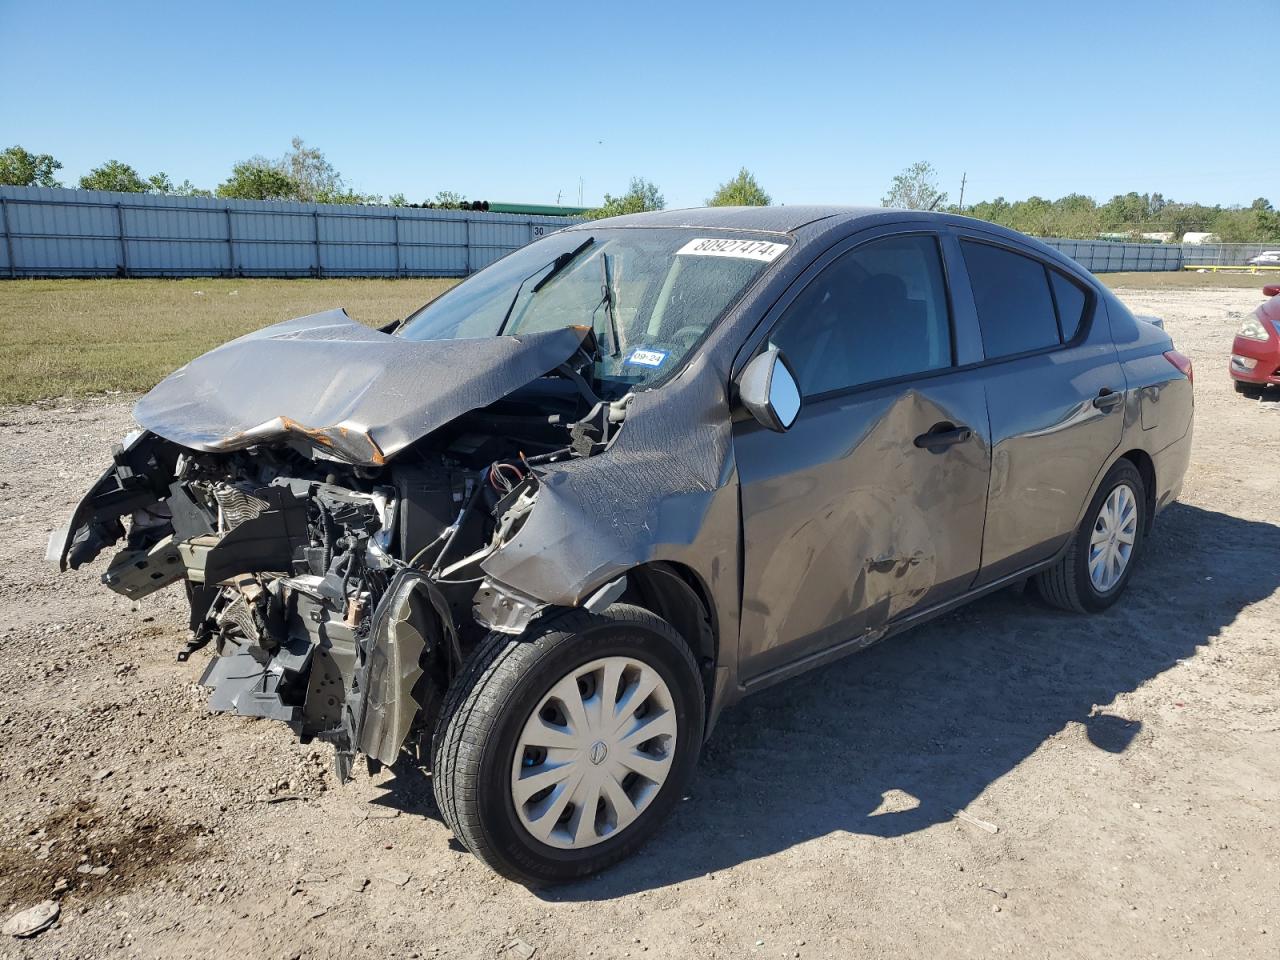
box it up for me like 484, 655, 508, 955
958, 172, 967, 212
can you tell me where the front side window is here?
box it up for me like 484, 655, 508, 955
768, 234, 953, 397
397, 228, 787, 389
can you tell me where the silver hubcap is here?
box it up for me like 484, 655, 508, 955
1089, 483, 1138, 592
511, 656, 677, 850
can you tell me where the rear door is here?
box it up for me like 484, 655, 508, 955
951, 233, 1125, 584
731, 228, 991, 684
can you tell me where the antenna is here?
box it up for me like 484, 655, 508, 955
958, 171, 967, 212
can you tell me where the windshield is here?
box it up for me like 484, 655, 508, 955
397, 227, 788, 387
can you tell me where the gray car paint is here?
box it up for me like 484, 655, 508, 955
133, 310, 590, 465
942, 226, 1127, 585
729, 225, 992, 681
734, 375, 992, 680
479, 209, 1192, 732
1103, 284, 1195, 509
53, 206, 1193, 755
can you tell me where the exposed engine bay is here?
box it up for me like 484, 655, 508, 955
50, 332, 630, 780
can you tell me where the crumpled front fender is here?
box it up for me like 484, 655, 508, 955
477, 352, 742, 659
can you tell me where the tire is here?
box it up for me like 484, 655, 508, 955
1035, 459, 1146, 614
1234, 380, 1264, 397
431, 603, 704, 886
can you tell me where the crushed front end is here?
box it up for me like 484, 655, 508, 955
50, 318, 628, 780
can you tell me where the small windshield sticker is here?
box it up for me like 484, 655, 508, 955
625, 348, 668, 368
676, 237, 787, 262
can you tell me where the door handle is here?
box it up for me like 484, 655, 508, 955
1093, 388, 1123, 411
913, 423, 972, 451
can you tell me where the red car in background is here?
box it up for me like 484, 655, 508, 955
1230, 283, 1280, 396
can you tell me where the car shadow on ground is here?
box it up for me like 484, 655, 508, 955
374, 502, 1278, 898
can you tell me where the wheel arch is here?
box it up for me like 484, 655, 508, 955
618, 561, 718, 712
1118, 448, 1157, 534
1071, 444, 1159, 538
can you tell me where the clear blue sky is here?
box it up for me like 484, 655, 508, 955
1, 0, 1275, 209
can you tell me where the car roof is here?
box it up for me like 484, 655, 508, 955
573, 205, 884, 234
569, 205, 1048, 241
565, 206, 1089, 279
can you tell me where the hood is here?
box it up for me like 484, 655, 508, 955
133, 310, 590, 464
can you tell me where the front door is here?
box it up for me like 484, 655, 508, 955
732, 232, 991, 684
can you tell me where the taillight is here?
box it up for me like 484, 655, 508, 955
1164, 349, 1193, 385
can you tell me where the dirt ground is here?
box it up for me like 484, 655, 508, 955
1, 286, 1276, 960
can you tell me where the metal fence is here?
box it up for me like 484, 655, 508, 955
1042, 237, 1277, 273
1179, 242, 1280, 266
1042, 239, 1184, 272
0, 186, 580, 278
1, 186, 1275, 278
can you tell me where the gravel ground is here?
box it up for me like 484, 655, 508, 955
1, 287, 1276, 959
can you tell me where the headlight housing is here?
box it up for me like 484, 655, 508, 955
1238, 316, 1271, 341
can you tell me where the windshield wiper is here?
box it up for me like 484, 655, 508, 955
599, 251, 622, 357
495, 236, 595, 337
532, 236, 594, 294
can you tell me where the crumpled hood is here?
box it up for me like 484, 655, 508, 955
133, 309, 589, 464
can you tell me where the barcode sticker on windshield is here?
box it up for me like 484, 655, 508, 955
676, 238, 787, 262
625, 348, 668, 368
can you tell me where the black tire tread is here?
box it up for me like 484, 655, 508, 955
1035, 459, 1144, 614
1036, 530, 1086, 613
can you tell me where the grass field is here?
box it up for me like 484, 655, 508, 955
1099, 270, 1279, 289
0, 271, 1271, 404
0, 278, 457, 405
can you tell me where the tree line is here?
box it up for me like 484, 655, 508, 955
2, 142, 1274, 242
579, 167, 767, 218
0, 139, 762, 218
0, 139, 477, 209
880, 160, 1279, 243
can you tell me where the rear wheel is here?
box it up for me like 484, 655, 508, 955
431, 604, 704, 885
1035, 459, 1146, 613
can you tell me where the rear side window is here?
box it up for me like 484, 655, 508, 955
768, 234, 953, 396
1050, 270, 1088, 341
961, 241, 1060, 358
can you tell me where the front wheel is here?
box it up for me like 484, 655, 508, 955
431, 604, 704, 885
1035, 459, 1146, 613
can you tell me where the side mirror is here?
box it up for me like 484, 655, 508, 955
736, 347, 801, 432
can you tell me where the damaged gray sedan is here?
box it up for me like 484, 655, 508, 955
51, 206, 1193, 885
